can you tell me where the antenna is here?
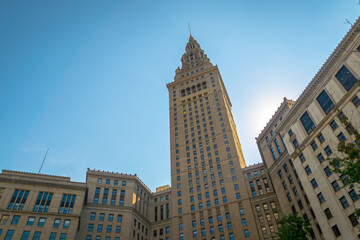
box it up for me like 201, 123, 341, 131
38, 148, 49, 174
188, 23, 192, 36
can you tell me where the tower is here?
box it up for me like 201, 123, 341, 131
167, 36, 261, 239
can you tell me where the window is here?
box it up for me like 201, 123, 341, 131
269, 145, 277, 160
64, 219, 70, 229
33, 192, 53, 213
49, 232, 57, 240
330, 120, 338, 130
324, 166, 332, 176
299, 154, 306, 162
99, 213, 105, 221
331, 181, 340, 192
116, 226, 121, 233
311, 178, 318, 188
244, 230, 250, 237
305, 165, 312, 175
88, 224, 94, 231
324, 208, 332, 219
340, 196, 349, 208
117, 215, 122, 222
97, 224, 103, 232
349, 213, 359, 226
11, 215, 20, 225
338, 132, 347, 141
317, 90, 335, 114
336, 65, 357, 91
266, 136, 269, 142
317, 153, 325, 163
53, 218, 61, 228
325, 146, 333, 156
349, 189, 359, 202
90, 212, 96, 220
300, 112, 316, 134
27, 217, 35, 226
352, 95, 360, 107
275, 139, 282, 153
241, 219, 247, 226
107, 225, 112, 233
7, 189, 30, 210
317, 193, 325, 203
278, 170, 283, 178
38, 217, 46, 227
33, 231, 41, 240
311, 141, 318, 150
293, 139, 299, 148
332, 224, 341, 237
58, 194, 76, 214
288, 129, 294, 137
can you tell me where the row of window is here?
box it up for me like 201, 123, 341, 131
97, 178, 126, 186
7, 190, 76, 215
0, 215, 70, 229
0, 230, 67, 240
153, 227, 170, 237
88, 224, 121, 233
89, 212, 122, 222
93, 188, 125, 206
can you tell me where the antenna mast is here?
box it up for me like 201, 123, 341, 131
38, 148, 49, 174
188, 23, 192, 36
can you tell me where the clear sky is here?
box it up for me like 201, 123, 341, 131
0, 0, 359, 191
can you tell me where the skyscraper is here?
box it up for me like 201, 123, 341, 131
166, 35, 279, 240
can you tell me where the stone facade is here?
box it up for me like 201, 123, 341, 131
257, 17, 360, 240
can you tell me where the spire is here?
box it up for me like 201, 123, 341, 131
179, 35, 211, 72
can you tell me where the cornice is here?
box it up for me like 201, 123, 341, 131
256, 98, 295, 141
282, 16, 360, 128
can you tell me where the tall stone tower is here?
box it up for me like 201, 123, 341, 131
167, 36, 260, 239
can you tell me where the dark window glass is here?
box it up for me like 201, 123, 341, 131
349, 189, 359, 202
288, 129, 294, 137
317, 90, 335, 114
330, 120, 338, 130
317, 192, 325, 203
311, 141, 318, 150
340, 196, 349, 208
352, 95, 360, 107
331, 181, 340, 192
317, 153, 325, 163
300, 112, 316, 134
335, 65, 358, 91
269, 145, 277, 160
325, 146, 333, 156
324, 166, 332, 176
299, 154, 306, 162
349, 213, 359, 226
318, 134, 325, 143
293, 139, 299, 148
305, 165, 312, 175
332, 225, 341, 237
338, 132, 347, 141
324, 208, 332, 219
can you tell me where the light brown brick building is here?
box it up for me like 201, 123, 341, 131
257, 16, 360, 240
0, 170, 86, 240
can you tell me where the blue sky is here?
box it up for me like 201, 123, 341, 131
0, 0, 359, 191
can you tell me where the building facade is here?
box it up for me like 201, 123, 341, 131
257, 17, 360, 240
1, 18, 360, 240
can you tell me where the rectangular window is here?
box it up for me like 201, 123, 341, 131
349, 189, 359, 202
349, 213, 359, 226
33, 192, 53, 213
27, 217, 35, 226
336, 65, 358, 91
317, 192, 325, 203
275, 139, 282, 154
311, 178, 318, 188
317, 90, 335, 114
324, 208, 332, 219
293, 139, 299, 148
317, 153, 325, 163
7, 189, 30, 210
330, 120, 338, 130
53, 218, 60, 228
340, 196, 349, 208
352, 95, 360, 107
324, 166, 332, 176
38, 217, 46, 227
331, 181, 340, 192
11, 215, 20, 225
58, 194, 76, 214
325, 146, 333, 156
338, 132, 347, 141
311, 141, 318, 150
332, 225, 341, 237
299, 154, 306, 162
300, 111, 316, 134
318, 133, 325, 143
305, 165, 312, 175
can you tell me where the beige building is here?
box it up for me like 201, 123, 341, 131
257, 17, 360, 239
0, 170, 86, 240
166, 35, 280, 240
